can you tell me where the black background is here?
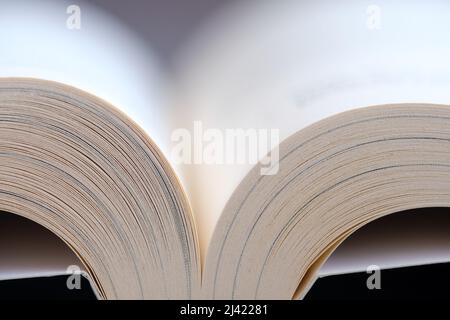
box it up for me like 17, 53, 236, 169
0, 262, 448, 300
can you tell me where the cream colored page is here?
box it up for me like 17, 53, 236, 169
0, 0, 169, 152
173, 0, 450, 256
0, 0, 169, 280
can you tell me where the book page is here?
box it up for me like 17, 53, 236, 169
0, 0, 169, 152
172, 0, 450, 259
0, 0, 172, 283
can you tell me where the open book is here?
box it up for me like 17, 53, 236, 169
2, 0, 450, 299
